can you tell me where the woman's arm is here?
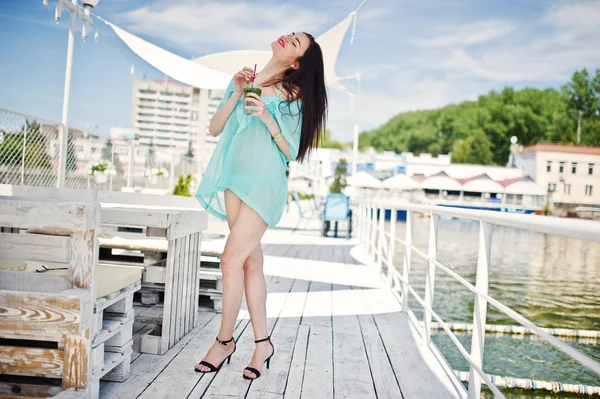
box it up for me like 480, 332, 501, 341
244, 93, 300, 161
209, 66, 255, 137
208, 93, 241, 137
263, 117, 292, 161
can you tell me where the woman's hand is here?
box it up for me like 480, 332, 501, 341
243, 93, 274, 123
233, 67, 255, 96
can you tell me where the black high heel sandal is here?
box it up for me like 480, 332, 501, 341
243, 336, 275, 380
194, 336, 236, 373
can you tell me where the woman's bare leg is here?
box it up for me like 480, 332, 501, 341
241, 244, 273, 379
195, 192, 267, 371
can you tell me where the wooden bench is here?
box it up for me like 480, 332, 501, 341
0, 191, 142, 398
0, 185, 213, 356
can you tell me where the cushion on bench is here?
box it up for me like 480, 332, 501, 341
0, 260, 142, 299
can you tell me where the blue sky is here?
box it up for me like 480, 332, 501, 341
1, 0, 599, 143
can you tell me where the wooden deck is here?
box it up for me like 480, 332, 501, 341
100, 212, 463, 399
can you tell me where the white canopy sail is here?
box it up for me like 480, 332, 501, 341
100, 8, 361, 93
192, 12, 356, 93
104, 21, 231, 89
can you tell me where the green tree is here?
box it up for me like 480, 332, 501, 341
173, 174, 193, 196
359, 68, 600, 164
0, 120, 51, 168
452, 132, 493, 165
320, 129, 347, 150
561, 68, 600, 145
329, 158, 348, 193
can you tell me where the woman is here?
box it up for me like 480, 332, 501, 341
194, 31, 327, 380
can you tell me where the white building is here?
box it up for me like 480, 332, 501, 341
130, 79, 224, 164
518, 144, 600, 207
406, 161, 523, 181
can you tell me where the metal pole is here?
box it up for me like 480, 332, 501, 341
423, 213, 439, 346
401, 210, 413, 312
358, 204, 363, 248
21, 124, 27, 185
376, 206, 385, 274
370, 205, 377, 262
87, 135, 92, 189
387, 208, 397, 289
127, 141, 134, 188
352, 124, 359, 178
468, 221, 493, 399
57, 1, 77, 188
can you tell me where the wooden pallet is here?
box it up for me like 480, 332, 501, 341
199, 291, 223, 312
98, 211, 207, 355
0, 191, 101, 398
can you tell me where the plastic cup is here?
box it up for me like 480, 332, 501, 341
243, 87, 262, 115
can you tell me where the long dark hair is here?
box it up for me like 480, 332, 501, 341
263, 33, 327, 163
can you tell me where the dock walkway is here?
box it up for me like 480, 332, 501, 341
100, 213, 462, 399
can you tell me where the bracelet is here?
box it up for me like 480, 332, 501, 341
273, 132, 283, 142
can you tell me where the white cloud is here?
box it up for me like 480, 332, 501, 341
120, 0, 329, 50
543, 0, 600, 38
327, 71, 487, 142
416, 1, 600, 82
411, 19, 514, 47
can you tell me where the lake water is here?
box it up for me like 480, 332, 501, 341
390, 216, 600, 398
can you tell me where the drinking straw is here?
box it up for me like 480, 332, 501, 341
251, 64, 257, 87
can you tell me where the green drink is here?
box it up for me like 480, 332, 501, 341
243, 87, 262, 115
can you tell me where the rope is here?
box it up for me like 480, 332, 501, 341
350, 12, 358, 46
454, 371, 600, 396
350, 0, 368, 45
430, 322, 600, 340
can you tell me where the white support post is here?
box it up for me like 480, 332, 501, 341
468, 221, 493, 399
365, 205, 370, 250
388, 208, 397, 289
401, 210, 413, 312
358, 204, 364, 248
369, 205, 377, 262
57, 2, 77, 188
376, 206, 385, 274
423, 213, 439, 346
127, 141, 134, 188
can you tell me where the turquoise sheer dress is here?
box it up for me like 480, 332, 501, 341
195, 79, 303, 227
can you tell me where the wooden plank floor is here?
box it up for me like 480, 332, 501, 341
100, 216, 463, 399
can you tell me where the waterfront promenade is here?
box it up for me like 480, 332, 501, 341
99, 211, 462, 399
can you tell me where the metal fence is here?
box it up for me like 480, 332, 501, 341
358, 201, 600, 398
0, 108, 202, 193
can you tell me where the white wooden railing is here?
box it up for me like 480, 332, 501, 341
357, 201, 600, 399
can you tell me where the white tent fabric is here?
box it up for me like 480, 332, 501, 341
189, 12, 356, 93
348, 171, 382, 188
504, 178, 547, 196
382, 174, 421, 190
421, 172, 462, 191
104, 22, 231, 90
101, 10, 358, 93
461, 175, 505, 193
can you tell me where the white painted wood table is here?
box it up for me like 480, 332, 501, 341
99, 205, 208, 355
